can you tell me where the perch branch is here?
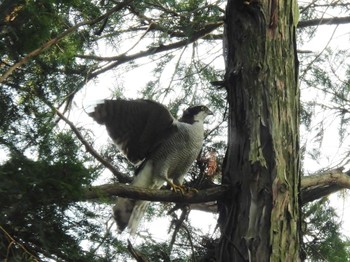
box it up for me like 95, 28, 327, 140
84, 183, 228, 204
83, 169, 350, 205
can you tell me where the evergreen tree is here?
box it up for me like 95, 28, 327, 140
1, 0, 350, 260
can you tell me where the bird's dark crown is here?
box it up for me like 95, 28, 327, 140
179, 105, 212, 124
183, 105, 210, 116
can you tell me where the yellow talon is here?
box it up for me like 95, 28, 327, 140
170, 182, 186, 194
166, 179, 197, 194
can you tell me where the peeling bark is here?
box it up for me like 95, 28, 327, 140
217, 0, 300, 261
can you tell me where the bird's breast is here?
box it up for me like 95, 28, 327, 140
151, 122, 204, 177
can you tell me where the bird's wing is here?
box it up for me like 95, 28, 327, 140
88, 99, 176, 164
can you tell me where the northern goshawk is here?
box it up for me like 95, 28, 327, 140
88, 99, 212, 234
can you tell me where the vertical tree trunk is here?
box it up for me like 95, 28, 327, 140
218, 0, 300, 261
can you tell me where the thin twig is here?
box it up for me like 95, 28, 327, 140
46, 103, 131, 183
169, 206, 189, 253
0, 225, 40, 262
0, 0, 134, 83
127, 240, 150, 262
300, 24, 339, 81
86, 21, 223, 80
181, 222, 197, 262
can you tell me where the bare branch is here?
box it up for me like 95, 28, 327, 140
81, 167, 350, 207
84, 183, 228, 204
300, 2, 350, 14
85, 21, 223, 79
298, 16, 350, 28
190, 201, 218, 213
300, 168, 350, 204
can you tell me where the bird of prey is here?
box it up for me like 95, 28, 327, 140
88, 99, 212, 234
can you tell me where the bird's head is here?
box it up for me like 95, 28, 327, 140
179, 105, 213, 124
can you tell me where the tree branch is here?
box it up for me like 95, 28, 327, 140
49, 104, 132, 183
300, 168, 350, 204
84, 183, 228, 204
82, 168, 350, 206
85, 21, 223, 79
0, 0, 134, 84
190, 201, 218, 213
127, 240, 150, 262
298, 16, 350, 28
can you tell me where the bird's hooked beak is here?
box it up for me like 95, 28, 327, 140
204, 108, 214, 124
206, 108, 214, 117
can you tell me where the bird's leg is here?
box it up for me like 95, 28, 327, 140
173, 177, 199, 193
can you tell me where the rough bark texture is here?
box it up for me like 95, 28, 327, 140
301, 169, 350, 203
218, 0, 300, 261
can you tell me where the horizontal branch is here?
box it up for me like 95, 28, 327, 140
58, 166, 350, 224
298, 16, 350, 28
81, 168, 350, 206
84, 183, 229, 204
300, 168, 350, 204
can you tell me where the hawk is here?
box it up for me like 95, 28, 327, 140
88, 99, 212, 234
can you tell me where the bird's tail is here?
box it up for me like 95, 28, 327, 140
128, 200, 150, 235
113, 198, 150, 235
114, 161, 164, 234
113, 198, 136, 233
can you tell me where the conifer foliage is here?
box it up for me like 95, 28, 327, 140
1, 0, 350, 260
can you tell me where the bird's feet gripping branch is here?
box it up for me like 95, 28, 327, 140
165, 178, 198, 195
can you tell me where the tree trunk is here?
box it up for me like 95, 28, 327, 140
218, 0, 300, 261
